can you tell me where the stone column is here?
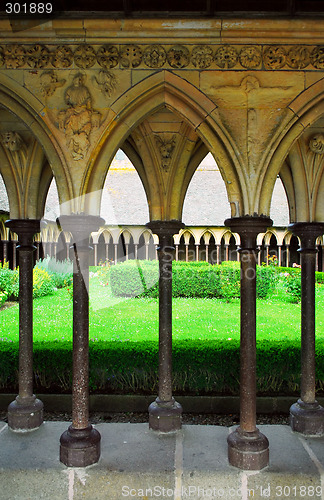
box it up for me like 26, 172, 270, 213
216, 244, 220, 264
289, 223, 324, 435
12, 241, 17, 269
146, 220, 184, 432
2, 240, 9, 263
195, 244, 199, 262
278, 245, 282, 267
114, 243, 118, 264
175, 244, 179, 261
58, 215, 104, 467
93, 242, 98, 266
5, 220, 43, 431
205, 244, 209, 262
265, 244, 270, 265
105, 243, 109, 262
286, 244, 290, 267
125, 243, 129, 261
185, 243, 189, 262
257, 246, 261, 266
225, 244, 229, 261
53, 242, 57, 260
134, 244, 138, 260
225, 216, 272, 470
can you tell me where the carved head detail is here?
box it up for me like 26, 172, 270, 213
155, 135, 176, 171
309, 134, 324, 154
2, 131, 23, 152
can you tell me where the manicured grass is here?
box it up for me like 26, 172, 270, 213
1, 274, 324, 344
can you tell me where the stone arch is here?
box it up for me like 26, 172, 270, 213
259, 78, 324, 219
82, 71, 245, 218
0, 75, 73, 215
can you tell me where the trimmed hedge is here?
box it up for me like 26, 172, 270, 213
110, 260, 277, 300
1, 338, 323, 396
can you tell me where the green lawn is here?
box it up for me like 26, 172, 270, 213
1, 274, 324, 344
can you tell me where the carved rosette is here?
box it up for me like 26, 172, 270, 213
0, 47, 4, 68
287, 46, 310, 69
167, 45, 190, 68
214, 46, 238, 69
310, 46, 324, 70
120, 45, 142, 68
97, 45, 119, 69
144, 45, 166, 68
309, 134, 324, 154
74, 45, 96, 69
52, 46, 73, 68
191, 45, 213, 69
26, 45, 50, 69
4, 45, 25, 68
263, 46, 287, 69
239, 46, 262, 69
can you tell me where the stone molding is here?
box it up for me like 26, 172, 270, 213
0, 43, 323, 70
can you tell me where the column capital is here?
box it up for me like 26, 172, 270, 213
146, 220, 185, 238
288, 222, 324, 252
225, 216, 272, 249
57, 215, 105, 242
5, 219, 43, 248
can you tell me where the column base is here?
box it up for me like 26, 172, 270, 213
290, 399, 324, 436
8, 395, 43, 432
149, 397, 182, 433
227, 427, 269, 470
60, 424, 101, 467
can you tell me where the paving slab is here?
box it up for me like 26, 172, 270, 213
0, 422, 323, 500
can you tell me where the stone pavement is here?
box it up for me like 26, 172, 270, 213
0, 421, 324, 500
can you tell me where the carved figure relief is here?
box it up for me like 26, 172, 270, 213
93, 70, 117, 97
144, 45, 166, 68
2, 131, 24, 152
40, 70, 66, 97
57, 73, 101, 160
167, 45, 190, 68
74, 45, 96, 69
120, 45, 142, 68
287, 46, 310, 69
191, 45, 213, 69
4, 44, 25, 68
310, 46, 324, 69
97, 45, 119, 69
239, 46, 262, 69
263, 46, 287, 69
155, 135, 176, 171
52, 46, 73, 68
309, 134, 324, 154
214, 46, 238, 69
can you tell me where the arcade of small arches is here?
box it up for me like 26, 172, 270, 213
2, 217, 324, 271
1, 16, 324, 471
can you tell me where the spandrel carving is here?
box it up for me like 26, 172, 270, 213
97, 45, 119, 69
214, 46, 238, 69
120, 45, 142, 68
167, 45, 190, 68
74, 45, 97, 69
4, 44, 25, 68
263, 46, 287, 69
2, 131, 24, 152
144, 45, 166, 68
287, 46, 310, 69
26, 45, 50, 69
191, 45, 213, 69
309, 134, 324, 154
40, 70, 66, 97
239, 46, 262, 69
93, 70, 117, 97
52, 46, 73, 68
155, 135, 176, 171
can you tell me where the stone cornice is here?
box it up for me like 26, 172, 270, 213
0, 43, 323, 70
0, 19, 324, 44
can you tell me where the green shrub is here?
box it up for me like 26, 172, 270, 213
316, 271, 324, 284
283, 270, 301, 303
32, 268, 56, 298
1, 337, 323, 396
0, 291, 7, 307
257, 266, 278, 299
35, 257, 73, 288
0, 261, 18, 298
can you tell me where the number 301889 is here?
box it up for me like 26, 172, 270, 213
5, 3, 53, 14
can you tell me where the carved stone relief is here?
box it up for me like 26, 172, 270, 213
57, 73, 101, 160
239, 46, 262, 69
309, 134, 324, 154
74, 45, 97, 69
93, 69, 117, 97
191, 45, 213, 69
214, 46, 238, 69
97, 45, 119, 69
120, 45, 142, 68
155, 135, 176, 171
40, 70, 66, 97
144, 45, 166, 68
167, 45, 190, 68
0, 43, 323, 70
2, 131, 24, 152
